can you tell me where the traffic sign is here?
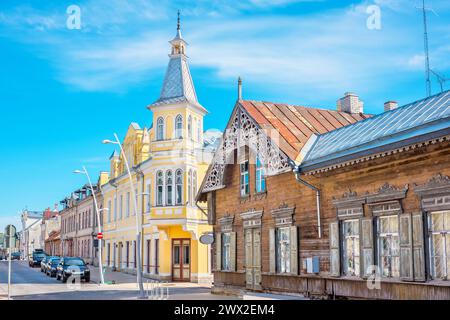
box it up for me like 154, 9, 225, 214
5, 225, 16, 237
97, 232, 103, 239
199, 233, 214, 245
4, 225, 16, 249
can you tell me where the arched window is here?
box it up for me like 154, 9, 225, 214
156, 117, 164, 141
193, 171, 197, 201
197, 120, 201, 142
175, 115, 183, 139
156, 171, 164, 206
175, 169, 183, 205
188, 169, 192, 206
188, 115, 192, 139
166, 170, 173, 206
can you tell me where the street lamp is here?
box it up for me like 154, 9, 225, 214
73, 166, 105, 285
103, 133, 145, 298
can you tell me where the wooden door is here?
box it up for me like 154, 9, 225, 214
245, 228, 262, 290
172, 239, 190, 281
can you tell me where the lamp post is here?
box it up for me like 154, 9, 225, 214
73, 166, 105, 285
103, 133, 145, 298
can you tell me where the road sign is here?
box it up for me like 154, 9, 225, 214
199, 233, 214, 245
5, 225, 16, 237
4, 225, 16, 249
97, 232, 103, 239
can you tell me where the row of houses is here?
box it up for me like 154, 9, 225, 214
18, 15, 450, 299
197, 89, 450, 299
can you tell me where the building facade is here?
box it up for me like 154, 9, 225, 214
199, 90, 450, 299
102, 18, 213, 283
60, 175, 106, 265
20, 210, 43, 259
40, 207, 60, 254
45, 231, 61, 256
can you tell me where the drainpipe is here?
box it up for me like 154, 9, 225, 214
291, 164, 322, 239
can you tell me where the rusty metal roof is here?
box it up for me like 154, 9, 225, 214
239, 100, 372, 159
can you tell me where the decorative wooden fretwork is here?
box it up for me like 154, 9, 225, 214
366, 183, 408, 216
414, 173, 450, 211
332, 189, 366, 219
218, 215, 235, 233
271, 203, 295, 226
240, 209, 263, 229
201, 105, 291, 193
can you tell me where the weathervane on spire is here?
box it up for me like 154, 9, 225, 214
177, 10, 181, 31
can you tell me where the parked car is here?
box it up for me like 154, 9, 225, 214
56, 257, 90, 283
29, 252, 46, 267
46, 257, 61, 277
11, 252, 21, 260
41, 255, 58, 273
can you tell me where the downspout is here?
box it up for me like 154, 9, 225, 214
293, 167, 322, 239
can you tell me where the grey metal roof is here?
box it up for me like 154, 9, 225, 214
301, 90, 450, 169
150, 55, 199, 108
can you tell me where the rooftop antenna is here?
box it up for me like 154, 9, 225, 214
430, 69, 449, 93
416, 0, 437, 97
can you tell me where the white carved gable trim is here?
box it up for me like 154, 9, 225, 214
201, 104, 291, 193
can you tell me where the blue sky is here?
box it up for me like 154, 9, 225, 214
0, 0, 449, 230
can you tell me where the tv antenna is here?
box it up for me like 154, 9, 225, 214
416, 0, 438, 97
430, 69, 449, 93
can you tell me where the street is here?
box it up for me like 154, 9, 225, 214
0, 260, 238, 300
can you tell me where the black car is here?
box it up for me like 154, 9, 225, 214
29, 252, 46, 267
41, 255, 58, 273
56, 257, 90, 283
45, 257, 61, 277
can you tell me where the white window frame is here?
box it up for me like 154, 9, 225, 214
240, 160, 249, 197
175, 114, 183, 139
377, 215, 400, 278
175, 169, 183, 205
341, 219, 360, 277
166, 170, 173, 206
156, 117, 164, 141
255, 156, 266, 193
188, 169, 192, 206
276, 227, 291, 274
126, 192, 130, 217
428, 210, 450, 280
188, 115, 192, 139
221, 232, 232, 271
156, 170, 164, 206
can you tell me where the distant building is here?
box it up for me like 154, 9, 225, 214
41, 206, 60, 254
20, 210, 43, 259
60, 173, 107, 265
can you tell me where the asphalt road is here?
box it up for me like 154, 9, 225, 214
0, 259, 58, 284
0, 260, 237, 300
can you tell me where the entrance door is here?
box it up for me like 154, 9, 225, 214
245, 228, 262, 290
172, 239, 190, 281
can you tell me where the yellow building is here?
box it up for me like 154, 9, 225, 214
101, 17, 212, 283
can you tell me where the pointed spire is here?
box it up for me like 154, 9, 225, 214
173, 10, 183, 41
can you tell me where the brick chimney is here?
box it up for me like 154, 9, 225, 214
337, 92, 364, 114
384, 101, 398, 112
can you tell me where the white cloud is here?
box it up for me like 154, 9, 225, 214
0, 0, 449, 98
